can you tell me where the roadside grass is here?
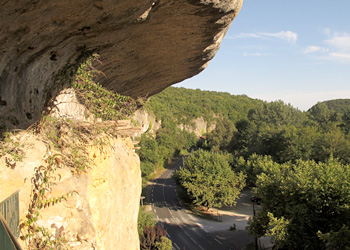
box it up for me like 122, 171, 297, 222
149, 166, 167, 180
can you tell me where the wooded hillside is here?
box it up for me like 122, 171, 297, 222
138, 87, 350, 249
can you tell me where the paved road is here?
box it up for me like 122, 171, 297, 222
146, 158, 254, 250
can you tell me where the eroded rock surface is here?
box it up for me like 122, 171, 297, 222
0, 0, 242, 129
0, 133, 141, 250
133, 108, 216, 137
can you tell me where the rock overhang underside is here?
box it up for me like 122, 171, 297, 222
0, 0, 243, 128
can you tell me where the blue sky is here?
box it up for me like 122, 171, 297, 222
175, 1, 350, 111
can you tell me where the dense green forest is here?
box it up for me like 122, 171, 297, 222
145, 87, 264, 125
137, 87, 265, 185
136, 87, 350, 249
138, 87, 350, 179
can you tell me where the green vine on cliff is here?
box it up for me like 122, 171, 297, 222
37, 116, 92, 174
73, 53, 138, 121
0, 131, 25, 166
19, 153, 76, 250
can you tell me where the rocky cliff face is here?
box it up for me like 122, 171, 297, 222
178, 117, 216, 137
0, 0, 242, 129
133, 109, 216, 137
0, 132, 141, 250
133, 109, 162, 135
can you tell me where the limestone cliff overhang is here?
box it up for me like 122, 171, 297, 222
0, 0, 243, 128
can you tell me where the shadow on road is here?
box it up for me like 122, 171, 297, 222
160, 220, 253, 250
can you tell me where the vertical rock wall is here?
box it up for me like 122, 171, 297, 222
133, 108, 216, 137
0, 133, 141, 250
87, 137, 141, 250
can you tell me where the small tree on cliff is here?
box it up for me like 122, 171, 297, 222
177, 150, 246, 209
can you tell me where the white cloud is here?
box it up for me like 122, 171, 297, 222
242, 52, 268, 57
234, 30, 298, 43
324, 32, 350, 62
327, 52, 350, 63
329, 53, 350, 59
325, 33, 350, 51
304, 31, 350, 63
303, 46, 329, 54
261, 31, 298, 43
235, 33, 263, 39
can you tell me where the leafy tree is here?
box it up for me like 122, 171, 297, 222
248, 158, 350, 249
154, 237, 172, 250
138, 133, 160, 165
138, 209, 172, 250
137, 124, 197, 186
138, 208, 157, 235
231, 109, 350, 165
206, 118, 236, 152
318, 225, 350, 250
275, 125, 318, 162
265, 212, 290, 249
139, 224, 169, 250
177, 150, 245, 209
312, 127, 350, 163
308, 102, 333, 126
230, 119, 259, 157
340, 112, 350, 134
247, 100, 307, 128
232, 154, 278, 187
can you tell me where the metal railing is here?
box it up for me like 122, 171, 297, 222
0, 191, 22, 250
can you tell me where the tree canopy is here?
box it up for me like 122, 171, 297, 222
176, 150, 245, 209
248, 158, 350, 249
145, 87, 264, 125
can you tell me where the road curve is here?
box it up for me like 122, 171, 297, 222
147, 157, 251, 250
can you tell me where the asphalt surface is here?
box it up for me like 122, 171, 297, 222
146, 157, 254, 250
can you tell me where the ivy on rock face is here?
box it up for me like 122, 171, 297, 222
73, 54, 137, 121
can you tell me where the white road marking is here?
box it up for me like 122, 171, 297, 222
173, 242, 180, 250
196, 223, 209, 233
189, 237, 205, 250
152, 164, 212, 250
214, 238, 223, 245
198, 244, 205, 250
